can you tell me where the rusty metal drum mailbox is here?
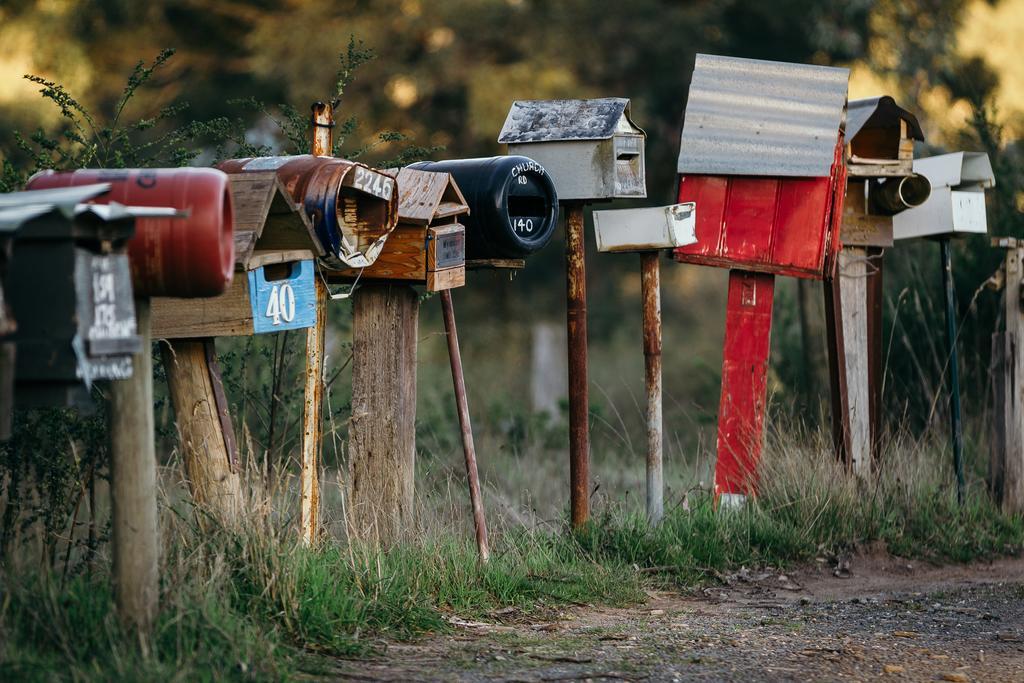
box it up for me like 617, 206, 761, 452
671, 54, 850, 504
328, 166, 470, 291
217, 155, 399, 269
497, 98, 646, 201
408, 156, 558, 259
25, 169, 234, 298
0, 184, 158, 407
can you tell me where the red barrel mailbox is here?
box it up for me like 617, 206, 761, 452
672, 54, 850, 503
26, 168, 234, 298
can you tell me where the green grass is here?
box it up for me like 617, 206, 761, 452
2, 434, 1022, 681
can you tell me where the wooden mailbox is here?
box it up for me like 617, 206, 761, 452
498, 97, 646, 201
672, 54, 850, 504
827, 96, 927, 474
151, 171, 320, 338
327, 167, 469, 291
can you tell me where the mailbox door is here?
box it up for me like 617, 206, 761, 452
672, 141, 846, 280
248, 260, 317, 334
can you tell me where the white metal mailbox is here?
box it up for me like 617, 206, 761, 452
593, 203, 697, 253
893, 152, 995, 240
497, 98, 646, 201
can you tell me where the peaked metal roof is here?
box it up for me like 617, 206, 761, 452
846, 96, 924, 142
677, 54, 850, 178
498, 98, 643, 144
914, 151, 995, 190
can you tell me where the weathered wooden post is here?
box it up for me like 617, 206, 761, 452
991, 237, 1024, 513
825, 96, 927, 474
893, 151, 996, 505
2, 183, 196, 634
498, 98, 646, 528
671, 55, 849, 505
593, 203, 698, 524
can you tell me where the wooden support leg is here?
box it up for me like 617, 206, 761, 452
160, 338, 241, 521
716, 270, 775, 504
866, 247, 885, 465
825, 247, 872, 475
565, 203, 590, 529
347, 283, 418, 545
993, 246, 1024, 513
110, 298, 158, 637
300, 278, 327, 545
440, 290, 489, 562
640, 252, 663, 524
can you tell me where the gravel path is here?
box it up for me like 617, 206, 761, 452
314, 555, 1024, 682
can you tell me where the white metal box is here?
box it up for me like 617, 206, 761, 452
497, 98, 646, 201
893, 152, 995, 240
593, 203, 697, 253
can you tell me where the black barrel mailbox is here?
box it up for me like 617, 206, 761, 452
408, 156, 558, 260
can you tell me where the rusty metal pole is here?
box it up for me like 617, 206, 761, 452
299, 102, 333, 544
565, 202, 590, 529
640, 252, 663, 524
440, 290, 490, 562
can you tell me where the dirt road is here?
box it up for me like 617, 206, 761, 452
318, 555, 1024, 682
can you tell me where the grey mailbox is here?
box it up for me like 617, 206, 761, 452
497, 98, 646, 201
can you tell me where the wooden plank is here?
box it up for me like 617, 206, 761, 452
247, 249, 316, 270
327, 225, 427, 281
227, 172, 277, 234
465, 258, 526, 270
840, 180, 894, 247
109, 299, 158, 635
426, 266, 465, 292
151, 277, 253, 338
838, 247, 872, 475
347, 284, 419, 544
1003, 247, 1024, 513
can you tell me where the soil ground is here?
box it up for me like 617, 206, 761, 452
311, 554, 1024, 682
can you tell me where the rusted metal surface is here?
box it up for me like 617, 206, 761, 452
27, 169, 235, 297
498, 98, 640, 143
565, 203, 590, 528
203, 339, 239, 472
674, 139, 847, 280
310, 102, 334, 157
218, 155, 398, 269
846, 96, 924, 142
300, 276, 326, 545
715, 270, 775, 498
677, 54, 849, 178
440, 289, 490, 562
640, 252, 663, 524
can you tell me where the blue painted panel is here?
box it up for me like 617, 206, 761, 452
248, 259, 317, 334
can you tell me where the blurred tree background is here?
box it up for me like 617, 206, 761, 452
1, 0, 1022, 502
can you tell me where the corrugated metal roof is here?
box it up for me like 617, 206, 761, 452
498, 98, 642, 143
677, 54, 849, 177
846, 96, 924, 142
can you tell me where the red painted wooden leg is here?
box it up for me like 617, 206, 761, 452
715, 270, 776, 503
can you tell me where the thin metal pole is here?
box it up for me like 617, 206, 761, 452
565, 203, 590, 529
440, 290, 490, 562
940, 237, 966, 505
640, 252, 663, 524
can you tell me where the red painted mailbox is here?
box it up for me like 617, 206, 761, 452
26, 168, 234, 298
672, 54, 850, 504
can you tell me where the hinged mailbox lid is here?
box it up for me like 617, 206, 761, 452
594, 203, 697, 253
498, 98, 644, 143
677, 54, 849, 178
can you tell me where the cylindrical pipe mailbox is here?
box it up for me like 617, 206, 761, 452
869, 174, 932, 216
26, 168, 234, 297
408, 156, 558, 259
218, 155, 399, 269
